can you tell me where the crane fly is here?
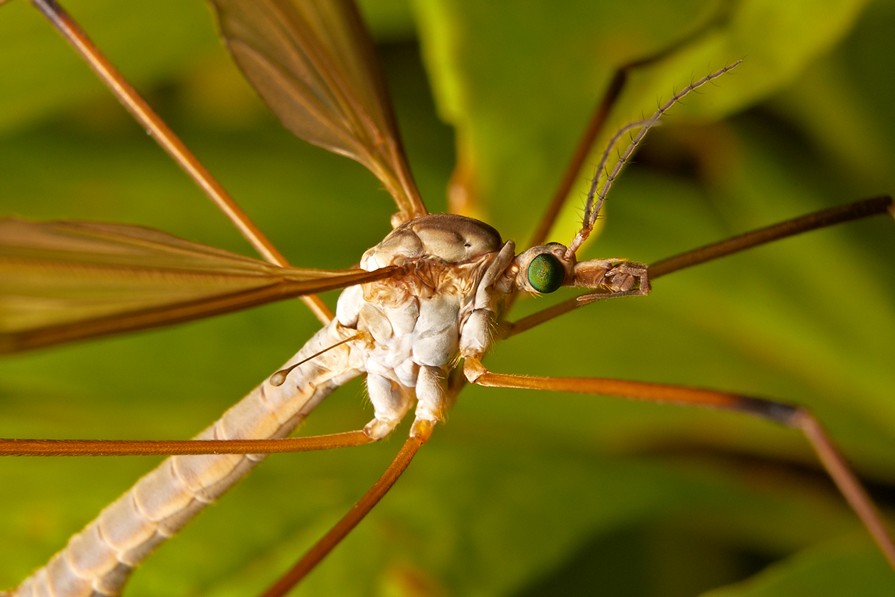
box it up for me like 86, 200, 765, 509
1, 0, 894, 595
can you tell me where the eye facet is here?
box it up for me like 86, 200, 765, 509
527, 253, 564, 293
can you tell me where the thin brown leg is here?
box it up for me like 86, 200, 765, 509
505, 195, 894, 337
649, 195, 895, 278
260, 420, 435, 597
0, 430, 374, 456
464, 357, 895, 569
29, 0, 332, 324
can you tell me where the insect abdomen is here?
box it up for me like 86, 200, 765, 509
10, 321, 362, 597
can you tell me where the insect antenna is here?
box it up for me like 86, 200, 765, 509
567, 60, 743, 256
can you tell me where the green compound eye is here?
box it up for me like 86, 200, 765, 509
527, 253, 564, 293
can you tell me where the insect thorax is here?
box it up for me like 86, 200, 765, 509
332, 215, 511, 432
338, 214, 505, 368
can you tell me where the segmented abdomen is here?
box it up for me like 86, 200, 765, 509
9, 320, 362, 597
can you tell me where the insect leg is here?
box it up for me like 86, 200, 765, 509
28, 0, 333, 323
0, 431, 375, 457
259, 421, 435, 597
649, 195, 895, 279
258, 369, 453, 595
463, 356, 895, 569
506, 195, 893, 337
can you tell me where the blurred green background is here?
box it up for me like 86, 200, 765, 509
1, 0, 893, 595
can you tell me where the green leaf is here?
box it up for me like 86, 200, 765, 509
0, 0, 220, 131
413, 0, 871, 241
704, 538, 894, 597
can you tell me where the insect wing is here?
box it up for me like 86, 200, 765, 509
209, 0, 427, 225
0, 219, 395, 353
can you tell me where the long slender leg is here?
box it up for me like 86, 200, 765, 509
506, 195, 893, 337
0, 430, 374, 456
260, 420, 435, 597
256, 373, 458, 595
463, 356, 895, 569
649, 195, 895, 278
29, 0, 332, 324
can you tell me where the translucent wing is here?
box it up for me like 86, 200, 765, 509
0, 219, 396, 353
209, 0, 428, 226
